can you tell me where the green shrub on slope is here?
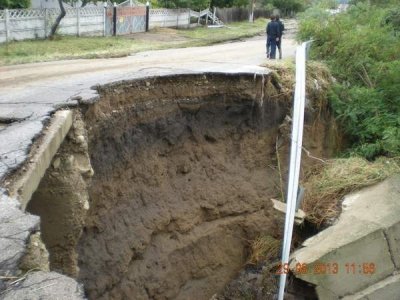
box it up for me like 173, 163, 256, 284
297, 3, 400, 159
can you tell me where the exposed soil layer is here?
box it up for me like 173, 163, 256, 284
26, 72, 336, 300
80, 73, 284, 300
27, 113, 93, 277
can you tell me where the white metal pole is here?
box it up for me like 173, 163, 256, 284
277, 41, 308, 300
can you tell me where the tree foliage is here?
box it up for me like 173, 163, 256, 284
153, 0, 307, 11
272, 0, 304, 11
297, 2, 400, 159
257, 0, 305, 11
349, 0, 399, 6
0, 0, 29, 9
153, 0, 209, 9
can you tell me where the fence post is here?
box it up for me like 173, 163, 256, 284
113, 2, 117, 36
77, 7, 81, 36
213, 7, 216, 25
44, 8, 48, 37
176, 8, 179, 28
145, 2, 150, 32
103, 2, 107, 36
5, 9, 10, 42
187, 8, 190, 28
197, 10, 200, 26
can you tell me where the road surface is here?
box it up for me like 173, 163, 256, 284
0, 34, 297, 181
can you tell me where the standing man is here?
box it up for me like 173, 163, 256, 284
276, 14, 285, 59
266, 15, 281, 60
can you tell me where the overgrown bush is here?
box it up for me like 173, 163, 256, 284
297, 3, 400, 159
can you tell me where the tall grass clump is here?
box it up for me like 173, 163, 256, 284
246, 235, 282, 266
301, 157, 400, 228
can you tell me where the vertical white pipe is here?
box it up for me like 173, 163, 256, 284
278, 41, 308, 300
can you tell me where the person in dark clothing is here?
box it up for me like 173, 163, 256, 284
266, 15, 281, 59
276, 15, 285, 59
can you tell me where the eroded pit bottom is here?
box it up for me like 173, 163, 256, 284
80, 95, 284, 300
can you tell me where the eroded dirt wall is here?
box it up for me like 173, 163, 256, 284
77, 74, 282, 300
75, 73, 335, 300
26, 112, 93, 278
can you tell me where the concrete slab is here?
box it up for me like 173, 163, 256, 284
8, 110, 74, 210
290, 220, 394, 297
386, 221, 400, 269
270, 198, 306, 225
290, 175, 400, 298
342, 273, 400, 300
0, 190, 39, 277
0, 117, 49, 181
0, 102, 55, 182
0, 271, 86, 300
341, 175, 400, 229
315, 285, 338, 300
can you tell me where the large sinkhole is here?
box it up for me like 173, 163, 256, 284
26, 73, 336, 300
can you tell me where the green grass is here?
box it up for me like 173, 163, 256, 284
179, 19, 267, 44
301, 157, 400, 228
0, 18, 267, 66
0, 36, 168, 65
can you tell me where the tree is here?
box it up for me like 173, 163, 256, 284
48, 0, 102, 39
245, 0, 306, 11
232, 0, 249, 8
257, 0, 274, 9
271, 0, 305, 14
210, 0, 232, 9
48, 0, 66, 39
306, 0, 337, 9
350, 0, 398, 6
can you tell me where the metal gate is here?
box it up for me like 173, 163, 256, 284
106, 6, 146, 36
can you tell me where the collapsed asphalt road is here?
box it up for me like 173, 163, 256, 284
0, 31, 302, 300
0, 35, 297, 181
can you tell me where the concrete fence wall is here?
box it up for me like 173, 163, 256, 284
0, 7, 194, 43
0, 8, 104, 43
149, 8, 191, 29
